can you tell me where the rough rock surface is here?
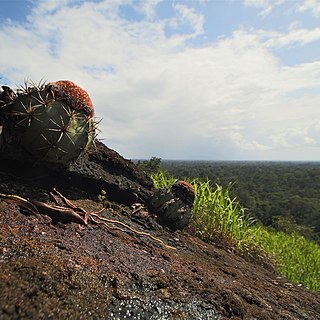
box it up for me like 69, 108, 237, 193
0, 141, 154, 205
0, 143, 319, 320
0, 141, 193, 229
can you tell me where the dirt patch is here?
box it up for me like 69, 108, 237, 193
1, 199, 319, 319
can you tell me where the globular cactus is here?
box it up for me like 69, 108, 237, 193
148, 180, 195, 230
0, 80, 97, 166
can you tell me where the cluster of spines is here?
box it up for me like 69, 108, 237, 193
2, 79, 95, 116
16, 79, 47, 95
0, 80, 98, 165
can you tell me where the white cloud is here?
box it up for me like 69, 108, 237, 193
0, 0, 320, 160
296, 0, 320, 17
172, 3, 204, 38
264, 27, 320, 48
235, 26, 320, 49
133, 0, 162, 20
272, 123, 320, 149
244, 0, 284, 16
230, 132, 271, 151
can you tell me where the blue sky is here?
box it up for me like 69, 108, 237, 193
1, 0, 320, 160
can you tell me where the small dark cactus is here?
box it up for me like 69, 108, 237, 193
0, 80, 97, 166
148, 180, 195, 230
171, 181, 195, 207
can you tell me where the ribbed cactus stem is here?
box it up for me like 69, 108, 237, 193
148, 180, 195, 230
0, 80, 97, 166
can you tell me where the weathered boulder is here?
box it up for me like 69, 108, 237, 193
0, 139, 194, 230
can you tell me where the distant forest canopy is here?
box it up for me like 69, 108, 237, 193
157, 160, 320, 242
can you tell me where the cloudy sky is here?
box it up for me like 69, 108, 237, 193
1, 0, 320, 160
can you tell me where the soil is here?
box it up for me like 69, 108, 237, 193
0, 142, 319, 320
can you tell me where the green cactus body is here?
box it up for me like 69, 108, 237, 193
4, 87, 95, 166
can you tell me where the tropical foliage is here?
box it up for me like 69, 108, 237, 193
160, 160, 320, 242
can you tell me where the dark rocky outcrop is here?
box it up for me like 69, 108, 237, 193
0, 140, 154, 205
0, 140, 195, 230
65, 140, 155, 205
1, 196, 320, 320
0, 140, 319, 319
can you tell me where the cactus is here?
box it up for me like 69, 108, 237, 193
0, 80, 97, 166
148, 181, 195, 230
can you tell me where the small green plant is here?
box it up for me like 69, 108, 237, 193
151, 171, 177, 189
190, 178, 260, 248
98, 189, 112, 208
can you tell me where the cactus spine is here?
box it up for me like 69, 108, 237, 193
0, 80, 97, 166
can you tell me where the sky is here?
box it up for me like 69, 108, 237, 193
0, 0, 320, 161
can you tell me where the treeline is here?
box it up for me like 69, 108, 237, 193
159, 160, 320, 242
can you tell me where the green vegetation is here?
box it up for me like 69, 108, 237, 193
161, 161, 320, 243
188, 179, 258, 248
255, 229, 320, 291
151, 170, 177, 189
151, 170, 320, 292
137, 157, 162, 175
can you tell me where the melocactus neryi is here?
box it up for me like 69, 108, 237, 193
0, 80, 98, 166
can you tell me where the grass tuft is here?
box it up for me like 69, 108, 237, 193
255, 228, 320, 291
151, 171, 320, 292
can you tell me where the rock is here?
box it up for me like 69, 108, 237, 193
0, 140, 154, 206
1, 197, 319, 320
65, 140, 154, 205
0, 135, 194, 229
